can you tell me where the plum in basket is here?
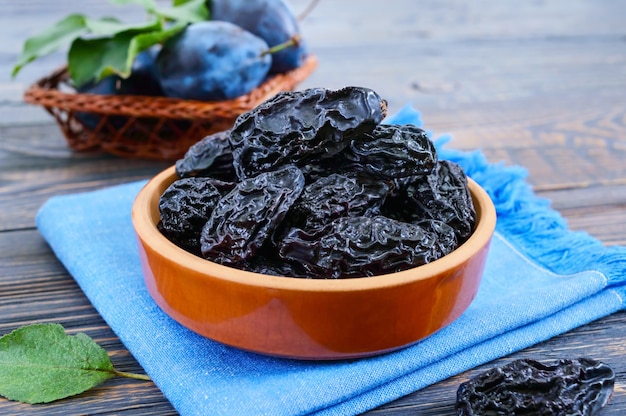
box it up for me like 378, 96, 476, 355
77, 46, 162, 97
155, 21, 272, 101
209, 0, 309, 73
74, 47, 163, 129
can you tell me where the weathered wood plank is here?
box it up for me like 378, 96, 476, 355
1, 0, 625, 414
0, 229, 176, 415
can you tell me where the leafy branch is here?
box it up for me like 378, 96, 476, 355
11, 0, 209, 87
0, 323, 150, 404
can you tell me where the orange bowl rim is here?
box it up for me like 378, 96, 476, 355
131, 165, 496, 292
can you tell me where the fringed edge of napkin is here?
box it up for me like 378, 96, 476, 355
434, 135, 626, 286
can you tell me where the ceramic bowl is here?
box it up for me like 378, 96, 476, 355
132, 166, 496, 360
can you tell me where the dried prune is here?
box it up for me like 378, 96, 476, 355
158, 177, 231, 254
229, 86, 387, 179
175, 130, 237, 182
278, 215, 457, 278
385, 160, 476, 243
343, 124, 437, 179
240, 254, 307, 278
200, 165, 305, 265
456, 358, 615, 416
285, 173, 394, 231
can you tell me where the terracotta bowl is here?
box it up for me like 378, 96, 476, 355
132, 166, 496, 360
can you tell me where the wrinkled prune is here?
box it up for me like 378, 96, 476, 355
240, 254, 307, 277
343, 124, 437, 179
230, 86, 387, 179
158, 177, 230, 254
278, 215, 457, 278
456, 358, 615, 416
175, 130, 237, 182
385, 160, 476, 243
200, 165, 305, 265
285, 173, 394, 231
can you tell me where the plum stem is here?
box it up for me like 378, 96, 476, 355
260, 35, 302, 57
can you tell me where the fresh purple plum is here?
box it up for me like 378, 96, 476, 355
209, 0, 309, 73
155, 21, 272, 101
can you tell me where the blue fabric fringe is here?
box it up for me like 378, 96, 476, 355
386, 104, 626, 286
437, 135, 626, 286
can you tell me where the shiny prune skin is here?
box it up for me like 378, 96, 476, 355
175, 129, 237, 182
285, 173, 394, 232
343, 124, 437, 179
229, 87, 388, 179
278, 215, 457, 278
155, 21, 271, 101
158, 177, 230, 255
200, 165, 305, 265
240, 253, 307, 278
456, 358, 615, 416
209, 0, 309, 73
160, 86, 478, 278
384, 160, 476, 243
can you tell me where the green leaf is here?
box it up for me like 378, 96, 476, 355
84, 15, 160, 36
11, 0, 209, 82
123, 21, 189, 74
68, 21, 186, 86
0, 323, 116, 404
10, 14, 159, 78
109, 0, 158, 10
11, 14, 88, 77
155, 0, 210, 23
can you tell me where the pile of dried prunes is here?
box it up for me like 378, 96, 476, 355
157, 86, 477, 278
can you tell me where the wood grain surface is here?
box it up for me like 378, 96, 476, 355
1, 0, 625, 414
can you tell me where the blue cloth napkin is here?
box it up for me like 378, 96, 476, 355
36, 106, 626, 416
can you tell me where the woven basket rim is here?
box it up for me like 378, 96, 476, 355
23, 55, 318, 120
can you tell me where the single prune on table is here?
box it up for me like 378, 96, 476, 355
200, 165, 305, 265
175, 129, 237, 182
209, 0, 309, 73
278, 215, 457, 278
155, 21, 271, 101
158, 177, 231, 255
229, 86, 388, 179
283, 173, 394, 232
456, 357, 615, 416
343, 124, 438, 179
384, 160, 476, 244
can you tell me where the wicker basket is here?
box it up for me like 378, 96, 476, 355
23, 55, 317, 160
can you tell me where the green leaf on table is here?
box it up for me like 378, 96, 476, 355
0, 323, 116, 404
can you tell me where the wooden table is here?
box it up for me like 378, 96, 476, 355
1, 0, 625, 414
